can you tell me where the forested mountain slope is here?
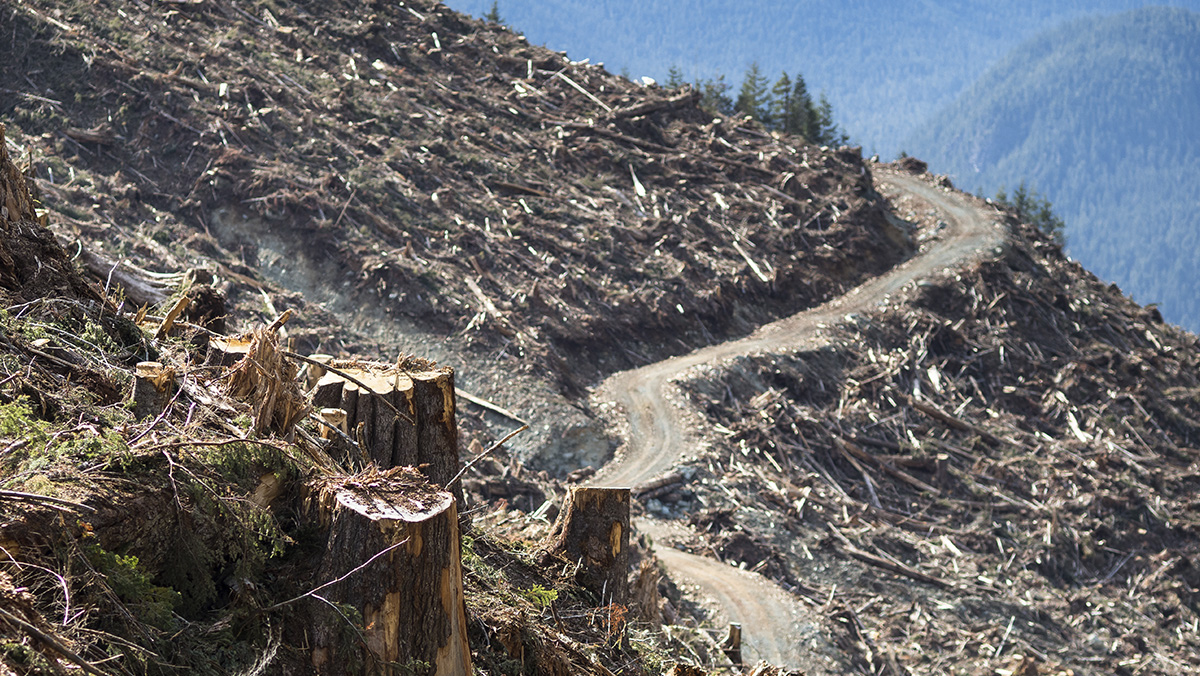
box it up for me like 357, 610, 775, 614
444, 0, 1200, 155
905, 6, 1200, 332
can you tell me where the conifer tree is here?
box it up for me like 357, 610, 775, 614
814, 93, 848, 145
768, 71, 817, 137
735, 62, 770, 122
793, 75, 822, 141
696, 74, 734, 116
484, 1, 502, 24
996, 182, 1066, 245
665, 65, 687, 90
768, 72, 793, 131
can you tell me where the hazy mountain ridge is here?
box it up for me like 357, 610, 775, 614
444, 0, 1200, 155
905, 6, 1200, 331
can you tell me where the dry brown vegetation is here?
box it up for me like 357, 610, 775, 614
4, 0, 905, 392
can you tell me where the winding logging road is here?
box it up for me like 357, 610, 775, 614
589, 171, 1006, 669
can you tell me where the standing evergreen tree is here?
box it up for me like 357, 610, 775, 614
768, 72, 793, 130
813, 93, 849, 145
793, 75, 822, 141
769, 71, 816, 137
696, 74, 734, 116
735, 62, 770, 123
996, 182, 1066, 245
484, 1, 502, 23
665, 65, 687, 90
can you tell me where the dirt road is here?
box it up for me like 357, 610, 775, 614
590, 170, 1006, 668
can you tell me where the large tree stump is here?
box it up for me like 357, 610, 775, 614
309, 467, 472, 676
722, 622, 743, 667
312, 361, 463, 503
542, 487, 630, 605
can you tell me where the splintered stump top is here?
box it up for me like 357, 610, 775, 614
311, 467, 472, 676
312, 360, 462, 501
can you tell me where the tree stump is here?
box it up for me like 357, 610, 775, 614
131, 361, 176, 420
205, 334, 252, 367
721, 622, 743, 666
309, 467, 472, 676
302, 353, 335, 390
312, 361, 463, 503
542, 487, 630, 605
632, 557, 663, 627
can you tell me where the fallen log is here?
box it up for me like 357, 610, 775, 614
633, 470, 684, 497
552, 121, 674, 153
308, 467, 472, 675
907, 395, 1003, 446
76, 248, 176, 308
608, 90, 699, 120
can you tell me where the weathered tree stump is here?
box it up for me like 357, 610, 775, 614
131, 361, 176, 420
309, 467, 472, 676
302, 353, 335, 390
206, 334, 252, 368
632, 557, 663, 627
721, 622, 743, 666
312, 361, 463, 503
542, 487, 630, 605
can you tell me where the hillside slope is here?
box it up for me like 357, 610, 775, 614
2, 1, 1200, 675
905, 6, 1200, 332
654, 175, 1200, 675
3, 0, 906, 467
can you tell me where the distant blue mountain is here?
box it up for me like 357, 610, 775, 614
443, 1, 1200, 156
905, 7, 1200, 332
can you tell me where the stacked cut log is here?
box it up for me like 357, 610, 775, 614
312, 360, 463, 503
309, 467, 472, 676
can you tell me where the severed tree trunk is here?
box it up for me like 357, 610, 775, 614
312, 361, 463, 504
631, 557, 663, 627
542, 487, 630, 606
309, 467, 472, 676
131, 361, 176, 420
206, 334, 252, 368
722, 622, 743, 667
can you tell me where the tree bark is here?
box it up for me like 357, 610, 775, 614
631, 557, 662, 627
309, 467, 472, 676
542, 487, 630, 606
722, 622, 743, 667
313, 362, 463, 504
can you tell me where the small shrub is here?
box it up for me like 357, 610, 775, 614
83, 540, 181, 630
521, 584, 557, 609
